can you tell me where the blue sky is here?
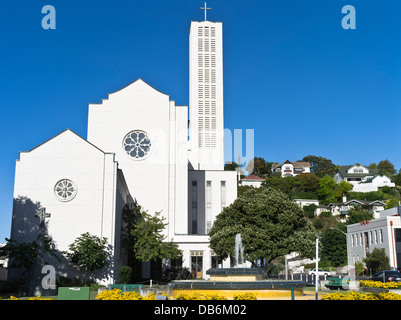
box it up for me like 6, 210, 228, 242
0, 0, 400, 241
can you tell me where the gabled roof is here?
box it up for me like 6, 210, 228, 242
344, 199, 386, 206
272, 161, 311, 169
18, 129, 112, 160
336, 165, 373, 178
108, 78, 170, 98
328, 199, 386, 207
241, 174, 265, 181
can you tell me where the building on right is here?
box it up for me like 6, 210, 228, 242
346, 206, 401, 271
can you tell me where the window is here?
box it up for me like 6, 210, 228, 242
54, 179, 77, 202
352, 234, 355, 247
206, 181, 212, 233
192, 181, 198, 234
123, 130, 152, 160
380, 229, 383, 243
396, 229, 401, 242
221, 181, 226, 211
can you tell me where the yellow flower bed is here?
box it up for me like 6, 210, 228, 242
6, 295, 53, 300
233, 292, 257, 300
322, 291, 401, 300
174, 292, 227, 300
359, 280, 401, 289
96, 288, 165, 300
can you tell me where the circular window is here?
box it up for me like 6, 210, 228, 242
54, 179, 77, 202
123, 130, 152, 160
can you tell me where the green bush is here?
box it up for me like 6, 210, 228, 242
118, 265, 133, 284
319, 211, 332, 218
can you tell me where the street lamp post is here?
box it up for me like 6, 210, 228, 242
329, 227, 347, 236
315, 237, 318, 300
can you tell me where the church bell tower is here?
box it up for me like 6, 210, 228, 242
188, 4, 224, 171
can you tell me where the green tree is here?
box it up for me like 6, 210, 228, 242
386, 198, 400, 209
320, 228, 347, 267
334, 180, 353, 201
345, 206, 374, 225
66, 232, 109, 280
377, 159, 396, 176
317, 175, 337, 205
261, 176, 291, 194
224, 161, 239, 171
132, 211, 181, 262
245, 157, 273, 176
0, 237, 58, 277
121, 201, 143, 267
209, 187, 316, 268
303, 204, 317, 218
363, 248, 390, 274
394, 171, 401, 187
302, 155, 337, 177
293, 173, 320, 193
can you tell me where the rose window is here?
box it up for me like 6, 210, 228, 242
54, 179, 77, 202
123, 130, 152, 160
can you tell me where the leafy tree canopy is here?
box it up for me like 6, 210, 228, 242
302, 155, 337, 177
66, 232, 109, 273
132, 211, 181, 262
363, 248, 390, 274
345, 206, 374, 225
377, 159, 396, 176
209, 187, 317, 268
245, 157, 273, 176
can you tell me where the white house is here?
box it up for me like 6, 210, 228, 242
334, 164, 395, 192
271, 160, 311, 177
8, 17, 237, 284
328, 199, 386, 219
346, 206, 401, 271
238, 174, 265, 187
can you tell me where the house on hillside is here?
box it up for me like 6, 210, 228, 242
271, 160, 311, 177
293, 199, 329, 216
334, 164, 395, 192
328, 198, 386, 219
238, 174, 265, 188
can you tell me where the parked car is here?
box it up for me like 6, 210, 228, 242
369, 270, 401, 282
308, 268, 333, 277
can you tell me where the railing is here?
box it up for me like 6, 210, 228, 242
267, 273, 346, 286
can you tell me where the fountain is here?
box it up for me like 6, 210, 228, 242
167, 234, 306, 299
234, 233, 244, 268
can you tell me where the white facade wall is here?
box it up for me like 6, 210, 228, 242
87, 80, 189, 239
10, 130, 128, 284
293, 199, 320, 208
238, 180, 263, 188
347, 215, 401, 270
187, 170, 237, 236
351, 176, 395, 193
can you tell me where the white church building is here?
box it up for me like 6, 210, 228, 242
9, 16, 237, 283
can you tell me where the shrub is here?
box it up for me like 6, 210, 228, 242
233, 292, 257, 300
359, 280, 401, 289
118, 266, 132, 284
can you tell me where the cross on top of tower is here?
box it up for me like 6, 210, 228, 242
200, 2, 211, 21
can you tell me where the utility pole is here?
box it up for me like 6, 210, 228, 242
315, 237, 319, 300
